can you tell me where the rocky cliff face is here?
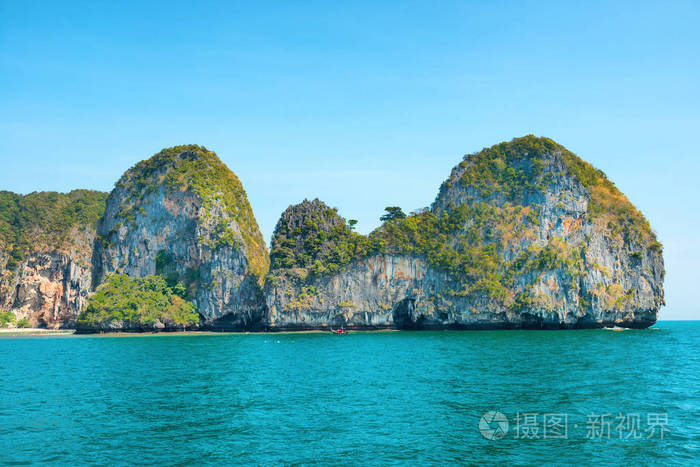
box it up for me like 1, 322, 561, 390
266, 255, 428, 329
1, 228, 96, 328
0, 190, 107, 328
265, 198, 379, 328
266, 136, 664, 329
93, 145, 269, 329
1, 137, 665, 331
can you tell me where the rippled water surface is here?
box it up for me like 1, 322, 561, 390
1, 321, 698, 465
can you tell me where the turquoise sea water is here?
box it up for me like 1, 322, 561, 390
0, 321, 698, 465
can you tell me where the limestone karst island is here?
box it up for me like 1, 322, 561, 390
0, 136, 664, 333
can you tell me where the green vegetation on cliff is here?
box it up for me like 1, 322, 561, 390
77, 275, 198, 329
0, 190, 107, 270
370, 135, 660, 307
371, 202, 547, 303
113, 145, 269, 280
0, 310, 29, 328
440, 135, 659, 249
447, 136, 552, 202
269, 137, 661, 314
269, 199, 376, 276
154, 249, 200, 298
0, 311, 15, 327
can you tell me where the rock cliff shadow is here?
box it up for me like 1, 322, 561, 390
392, 297, 424, 330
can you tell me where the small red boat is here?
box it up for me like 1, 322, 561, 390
331, 328, 347, 334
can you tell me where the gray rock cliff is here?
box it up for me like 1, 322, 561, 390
92, 145, 269, 330
1, 137, 665, 332
0, 190, 107, 328
265, 136, 664, 329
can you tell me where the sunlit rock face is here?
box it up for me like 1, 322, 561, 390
93, 145, 269, 329
266, 255, 429, 330
265, 136, 664, 330
0, 235, 95, 329
0, 191, 106, 328
0, 137, 665, 331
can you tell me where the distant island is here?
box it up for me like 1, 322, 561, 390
0, 136, 665, 332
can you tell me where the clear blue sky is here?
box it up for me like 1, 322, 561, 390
1, 1, 698, 319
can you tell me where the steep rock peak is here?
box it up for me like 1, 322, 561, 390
108, 144, 269, 280
356, 135, 664, 327
432, 135, 661, 252
269, 198, 373, 276
93, 144, 269, 328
